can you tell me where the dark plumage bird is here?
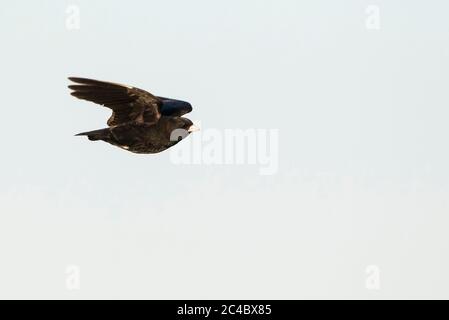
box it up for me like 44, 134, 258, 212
68, 77, 199, 154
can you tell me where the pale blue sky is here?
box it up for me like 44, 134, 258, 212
0, 0, 449, 298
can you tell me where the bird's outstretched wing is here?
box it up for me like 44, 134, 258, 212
68, 77, 162, 126
158, 97, 193, 117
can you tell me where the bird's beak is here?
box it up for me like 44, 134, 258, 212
188, 125, 200, 133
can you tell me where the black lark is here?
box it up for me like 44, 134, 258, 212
68, 77, 199, 154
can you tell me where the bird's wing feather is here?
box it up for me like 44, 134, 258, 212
68, 77, 162, 126
158, 97, 193, 117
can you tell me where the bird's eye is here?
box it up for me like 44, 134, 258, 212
170, 128, 188, 142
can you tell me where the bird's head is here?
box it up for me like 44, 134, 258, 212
169, 117, 199, 142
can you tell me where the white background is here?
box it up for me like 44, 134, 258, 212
0, 0, 448, 299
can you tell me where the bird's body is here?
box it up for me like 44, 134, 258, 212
77, 117, 191, 154
68, 77, 198, 154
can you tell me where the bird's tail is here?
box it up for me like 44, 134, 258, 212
75, 128, 111, 141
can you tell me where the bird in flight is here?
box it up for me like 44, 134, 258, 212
68, 77, 199, 154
